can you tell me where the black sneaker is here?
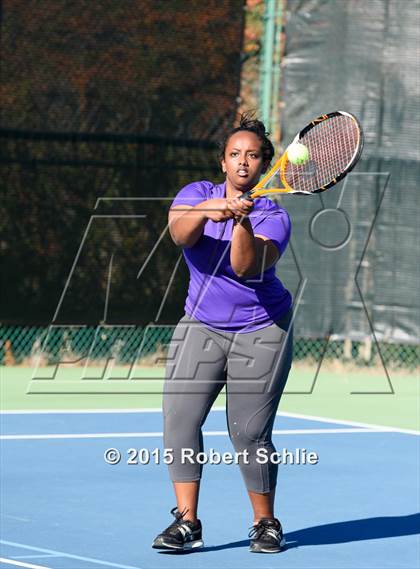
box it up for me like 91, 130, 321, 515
248, 517, 285, 553
152, 507, 204, 551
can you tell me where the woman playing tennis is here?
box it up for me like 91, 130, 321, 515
152, 114, 293, 554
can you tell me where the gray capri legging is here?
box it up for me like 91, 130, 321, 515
163, 309, 293, 494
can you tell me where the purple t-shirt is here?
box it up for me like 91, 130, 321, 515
171, 180, 292, 333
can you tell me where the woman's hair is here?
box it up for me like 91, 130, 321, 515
218, 111, 275, 163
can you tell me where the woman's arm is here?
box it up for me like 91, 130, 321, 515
168, 198, 252, 248
168, 205, 207, 248
230, 217, 280, 278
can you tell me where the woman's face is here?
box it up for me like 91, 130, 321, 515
221, 131, 269, 192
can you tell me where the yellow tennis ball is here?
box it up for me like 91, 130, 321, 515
287, 143, 309, 165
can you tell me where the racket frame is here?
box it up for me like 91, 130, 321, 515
242, 110, 364, 199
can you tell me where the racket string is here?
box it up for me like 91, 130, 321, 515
284, 115, 360, 193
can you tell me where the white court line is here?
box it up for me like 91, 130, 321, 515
1, 515, 30, 522
0, 558, 50, 569
0, 427, 394, 441
1, 407, 418, 436
0, 407, 228, 414
11, 557, 58, 561
277, 411, 420, 436
0, 541, 140, 569
0, 408, 166, 414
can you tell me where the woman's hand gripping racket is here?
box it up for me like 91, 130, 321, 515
242, 111, 364, 199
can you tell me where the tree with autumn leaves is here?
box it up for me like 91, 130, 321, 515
0, 1, 245, 326
1, 0, 244, 138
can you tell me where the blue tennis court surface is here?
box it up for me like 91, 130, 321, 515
1, 409, 419, 569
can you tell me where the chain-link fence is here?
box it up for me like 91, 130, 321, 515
1, 325, 418, 371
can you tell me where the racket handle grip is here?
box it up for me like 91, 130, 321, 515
240, 190, 255, 201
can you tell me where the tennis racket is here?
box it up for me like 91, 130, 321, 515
242, 111, 363, 199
